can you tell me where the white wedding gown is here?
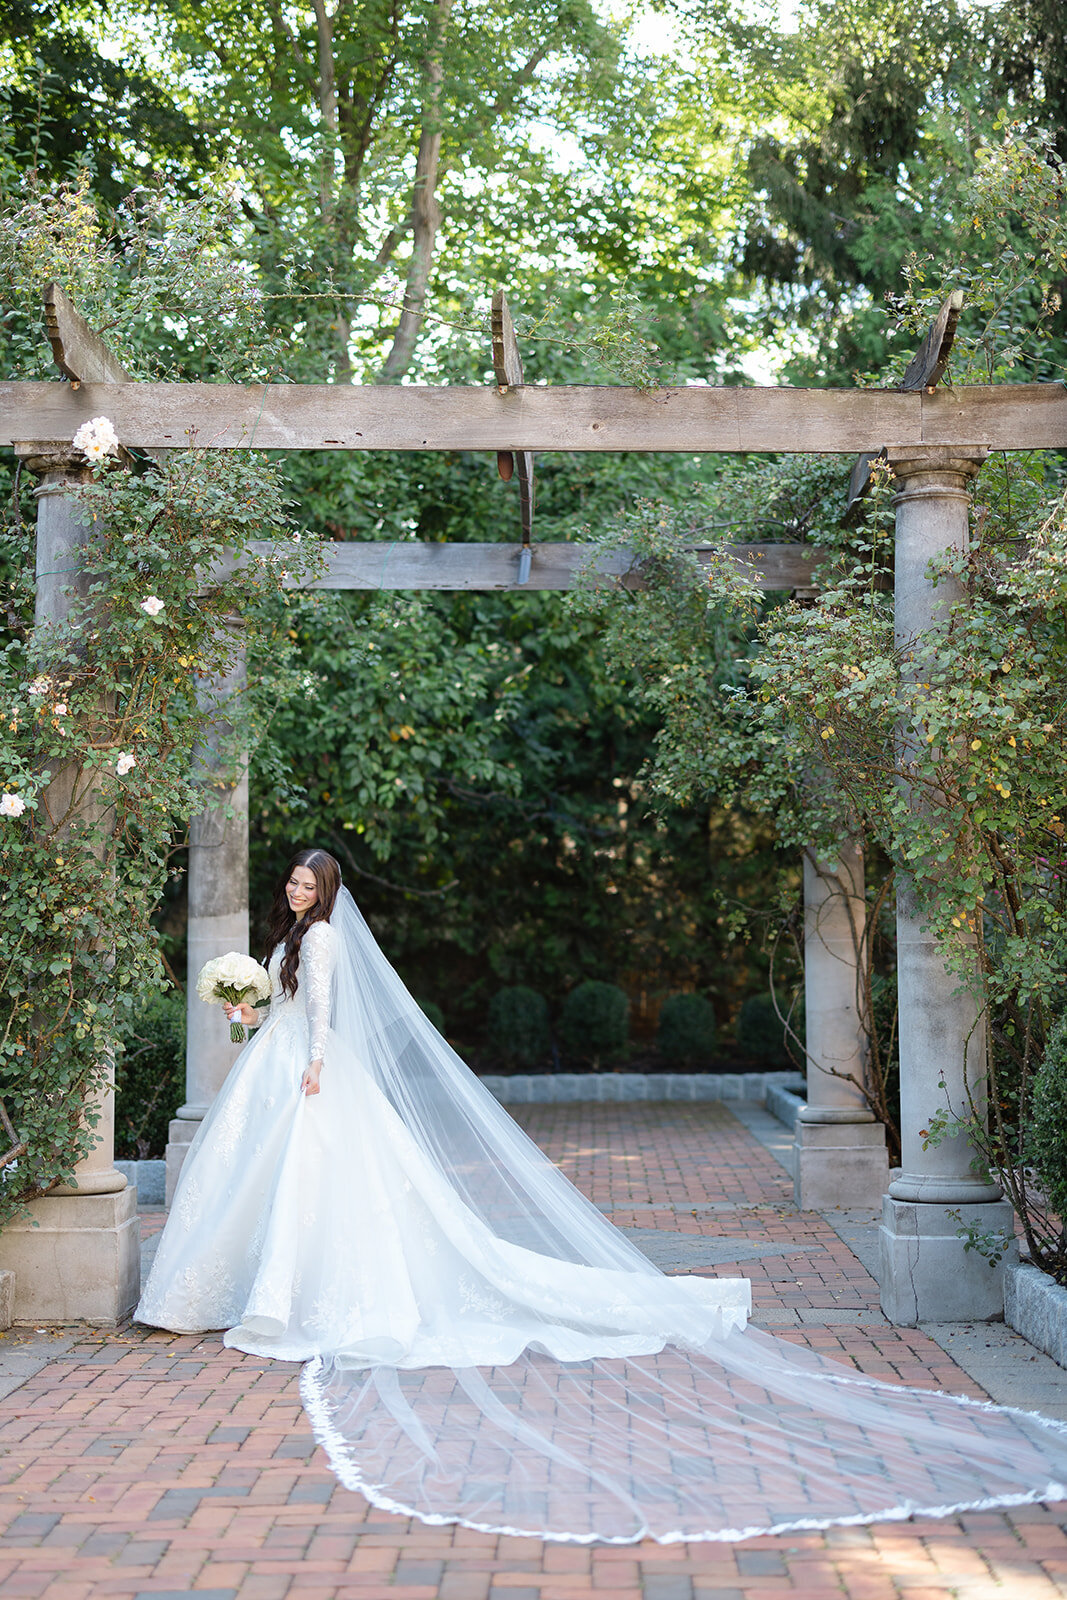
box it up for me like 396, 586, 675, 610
137, 892, 1067, 1544
137, 921, 750, 1364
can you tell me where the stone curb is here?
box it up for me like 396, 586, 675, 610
764, 1082, 806, 1129
114, 1159, 166, 1205
479, 1070, 806, 1104
1004, 1260, 1067, 1370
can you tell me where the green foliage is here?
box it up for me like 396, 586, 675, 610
0, 2, 210, 205
559, 981, 629, 1070
574, 124, 1067, 1188
736, 995, 796, 1068
1026, 1015, 1067, 1273
248, 560, 792, 1048
0, 173, 285, 383
417, 998, 446, 1035
657, 993, 717, 1068
260, 589, 524, 867
946, 1206, 1015, 1269
487, 986, 551, 1070
114, 989, 185, 1160
0, 446, 314, 1223
693, 0, 1067, 381
748, 460, 1067, 1030
564, 472, 839, 847
891, 125, 1067, 386
0, 183, 320, 1225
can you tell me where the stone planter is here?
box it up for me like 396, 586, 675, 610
1004, 1260, 1067, 1370
479, 1070, 805, 1104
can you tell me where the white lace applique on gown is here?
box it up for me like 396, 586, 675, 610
136, 921, 750, 1363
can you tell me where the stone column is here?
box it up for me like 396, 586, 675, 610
794, 840, 888, 1209
0, 446, 139, 1324
879, 450, 1016, 1324
165, 640, 249, 1203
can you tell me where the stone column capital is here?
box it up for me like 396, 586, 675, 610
886, 449, 987, 493
15, 440, 91, 486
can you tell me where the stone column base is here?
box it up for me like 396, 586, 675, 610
879, 1194, 1017, 1326
164, 1117, 200, 1206
0, 1187, 139, 1324
794, 1116, 889, 1210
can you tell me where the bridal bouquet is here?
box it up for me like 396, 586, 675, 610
196, 952, 272, 1042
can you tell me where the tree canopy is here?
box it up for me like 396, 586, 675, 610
2, 0, 1066, 1089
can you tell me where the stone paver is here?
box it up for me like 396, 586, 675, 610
1, 1100, 1065, 1600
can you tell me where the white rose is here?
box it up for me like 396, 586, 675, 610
53, 703, 68, 716
27, 677, 49, 697
116, 752, 136, 776
140, 596, 165, 617
196, 952, 272, 1005
72, 416, 119, 458
0, 793, 26, 818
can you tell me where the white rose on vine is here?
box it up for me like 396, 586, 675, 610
116, 752, 137, 776
140, 596, 165, 617
72, 416, 119, 461
0, 793, 26, 818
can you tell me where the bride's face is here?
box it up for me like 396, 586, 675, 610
286, 866, 319, 916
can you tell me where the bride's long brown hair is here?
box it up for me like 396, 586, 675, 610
264, 849, 342, 999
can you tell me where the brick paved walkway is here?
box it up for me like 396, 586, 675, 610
2, 1101, 1065, 1600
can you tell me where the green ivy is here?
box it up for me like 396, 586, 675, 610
0, 446, 319, 1224
0, 177, 325, 1225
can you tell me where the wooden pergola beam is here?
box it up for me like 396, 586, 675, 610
845, 289, 967, 518
490, 289, 534, 561
4, 380, 1066, 454
44, 281, 133, 385
257, 539, 820, 592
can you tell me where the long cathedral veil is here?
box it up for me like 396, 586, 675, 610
299, 887, 1067, 1543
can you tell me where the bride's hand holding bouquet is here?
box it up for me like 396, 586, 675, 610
197, 952, 272, 1041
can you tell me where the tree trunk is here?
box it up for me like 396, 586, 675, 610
378, 0, 454, 382
311, 0, 356, 379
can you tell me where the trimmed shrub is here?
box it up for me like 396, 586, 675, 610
1028, 1014, 1067, 1220
114, 989, 186, 1160
417, 998, 446, 1034
736, 994, 803, 1068
657, 993, 718, 1067
559, 981, 629, 1068
487, 986, 551, 1068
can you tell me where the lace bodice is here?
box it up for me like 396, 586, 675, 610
263, 921, 336, 1061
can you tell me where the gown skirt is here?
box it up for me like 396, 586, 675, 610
137, 1000, 750, 1366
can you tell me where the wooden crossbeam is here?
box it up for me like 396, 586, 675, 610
4, 379, 1066, 454
253, 540, 820, 592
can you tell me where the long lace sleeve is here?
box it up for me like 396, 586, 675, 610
302, 922, 336, 1061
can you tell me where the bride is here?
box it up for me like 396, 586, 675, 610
137, 848, 1067, 1544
